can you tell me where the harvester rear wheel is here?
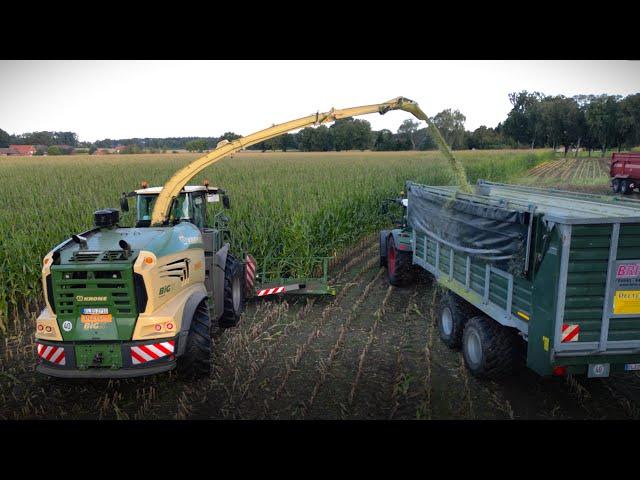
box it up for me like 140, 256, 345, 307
461, 315, 521, 380
177, 300, 212, 379
386, 235, 415, 287
219, 254, 245, 328
621, 180, 633, 195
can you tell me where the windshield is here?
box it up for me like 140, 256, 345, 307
136, 193, 190, 225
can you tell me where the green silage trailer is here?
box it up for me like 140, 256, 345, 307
380, 180, 640, 379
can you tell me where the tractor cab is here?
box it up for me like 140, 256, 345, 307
123, 184, 229, 229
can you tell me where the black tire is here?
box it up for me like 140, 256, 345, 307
437, 292, 477, 349
177, 300, 211, 379
461, 316, 521, 380
379, 230, 389, 267
386, 235, 415, 287
621, 180, 632, 195
219, 253, 245, 328
612, 178, 621, 193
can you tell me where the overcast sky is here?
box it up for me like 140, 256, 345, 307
1, 60, 639, 143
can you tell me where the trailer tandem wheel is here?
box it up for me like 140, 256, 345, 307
437, 292, 478, 349
461, 316, 522, 380
612, 178, 621, 193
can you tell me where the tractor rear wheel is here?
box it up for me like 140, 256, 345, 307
386, 235, 415, 287
219, 254, 245, 328
612, 178, 621, 193
177, 300, 212, 379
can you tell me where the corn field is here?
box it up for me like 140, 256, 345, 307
0, 149, 553, 331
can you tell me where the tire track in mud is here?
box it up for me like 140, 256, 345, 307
188, 239, 381, 419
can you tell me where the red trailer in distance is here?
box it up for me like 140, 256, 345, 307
611, 152, 640, 194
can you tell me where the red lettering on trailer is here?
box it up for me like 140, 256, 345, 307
617, 264, 640, 278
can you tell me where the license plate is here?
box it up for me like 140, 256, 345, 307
624, 363, 640, 371
80, 314, 112, 323
82, 308, 109, 315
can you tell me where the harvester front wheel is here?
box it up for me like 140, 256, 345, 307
219, 254, 245, 328
177, 300, 212, 379
621, 180, 633, 195
386, 235, 414, 287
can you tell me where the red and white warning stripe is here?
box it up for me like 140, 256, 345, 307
37, 343, 66, 365
561, 324, 580, 343
131, 340, 175, 365
245, 254, 257, 292
256, 286, 285, 297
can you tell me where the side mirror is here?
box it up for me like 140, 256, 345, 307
120, 193, 129, 212
222, 195, 231, 209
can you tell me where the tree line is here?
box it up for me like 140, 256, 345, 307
2, 91, 638, 155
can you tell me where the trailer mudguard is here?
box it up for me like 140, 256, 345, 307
390, 229, 413, 252
213, 243, 230, 321
176, 290, 209, 356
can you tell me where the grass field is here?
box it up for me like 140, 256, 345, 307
0, 149, 553, 330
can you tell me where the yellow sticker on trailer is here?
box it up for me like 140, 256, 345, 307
613, 290, 640, 315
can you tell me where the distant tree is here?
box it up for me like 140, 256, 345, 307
397, 119, 420, 150
502, 91, 544, 149
467, 126, 508, 149
373, 129, 398, 151
221, 132, 242, 142
618, 93, 640, 148
585, 95, 621, 156
47, 145, 63, 155
185, 139, 208, 152
413, 128, 437, 150
0, 128, 10, 147
432, 109, 467, 149
89, 146, 97, 155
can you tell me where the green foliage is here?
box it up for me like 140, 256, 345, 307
0, 128, 10, 148
0, 150, 551, 330
185, 139, 208, 152
431, 109, 467, 149
46, 145, 63, 155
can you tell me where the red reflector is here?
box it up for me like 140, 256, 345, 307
45, 326, 52, 332
166, 323, 174, 330
553, 366, 567, 376
37, 324, 44, 331
155, 324, 162, 331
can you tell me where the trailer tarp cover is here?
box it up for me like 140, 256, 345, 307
407, 182, 529, 264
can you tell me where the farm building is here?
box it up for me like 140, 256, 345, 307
114, 145, 127, 153
0, 147, 19, 156
9, 144, 36, 156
